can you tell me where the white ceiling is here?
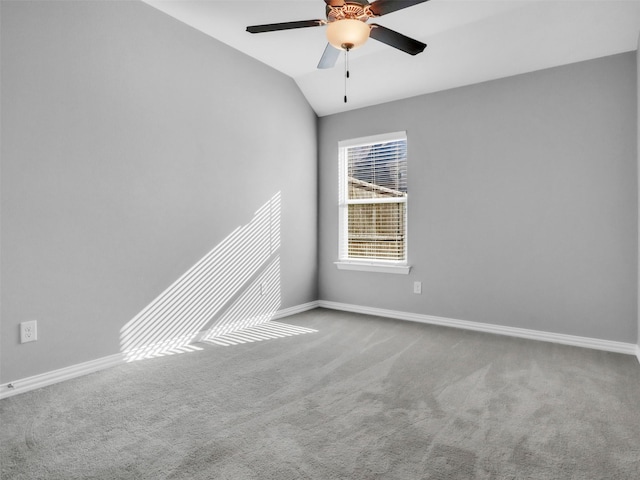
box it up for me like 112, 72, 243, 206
144, 0, 640, 116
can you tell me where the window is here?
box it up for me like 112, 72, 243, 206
336, 131, 410, 274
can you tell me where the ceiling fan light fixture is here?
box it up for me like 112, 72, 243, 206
326, 19, 370, 50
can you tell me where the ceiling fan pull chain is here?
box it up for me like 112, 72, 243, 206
344, 47, 350, 103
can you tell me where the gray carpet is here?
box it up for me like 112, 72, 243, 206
2, 308, 640, 479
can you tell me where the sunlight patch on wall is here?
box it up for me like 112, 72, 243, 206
200, 256, 281, 341
120, 193, 281, 362
202, 321, 318, 347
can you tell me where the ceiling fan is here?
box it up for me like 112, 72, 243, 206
246, 0, 429, 70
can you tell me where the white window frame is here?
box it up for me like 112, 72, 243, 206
335, 131, 411, 275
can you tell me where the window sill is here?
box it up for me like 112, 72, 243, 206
334, 262, 411, 275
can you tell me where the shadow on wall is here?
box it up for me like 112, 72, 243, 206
120, 192, 282, 362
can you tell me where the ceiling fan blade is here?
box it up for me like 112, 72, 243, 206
246, 20, 325, 34
317, 43, 341, 69
369, 24, 426, 55
369, 0, 430, 17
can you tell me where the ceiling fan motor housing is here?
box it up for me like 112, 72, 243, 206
326, 2, 372, 23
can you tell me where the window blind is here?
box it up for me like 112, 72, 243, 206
339, 132, 407, 263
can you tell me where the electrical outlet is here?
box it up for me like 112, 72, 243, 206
20, 320, 38, 343
413, 281, 422, 294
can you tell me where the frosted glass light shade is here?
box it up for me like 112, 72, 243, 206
326, 19, 370, 50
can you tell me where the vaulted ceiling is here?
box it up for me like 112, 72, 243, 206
144, 1, 640, 116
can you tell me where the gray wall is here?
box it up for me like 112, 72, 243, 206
1, 1, 318, 382
319, 52, 638, 343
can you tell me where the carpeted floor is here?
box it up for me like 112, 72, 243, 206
2, 308, 640, 479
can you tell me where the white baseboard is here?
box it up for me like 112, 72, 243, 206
3, 300, 633, 400
0, 353, 125, 400
271, 300, 320, 320
0, 301, 321, 400
317, 300, 638, 356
